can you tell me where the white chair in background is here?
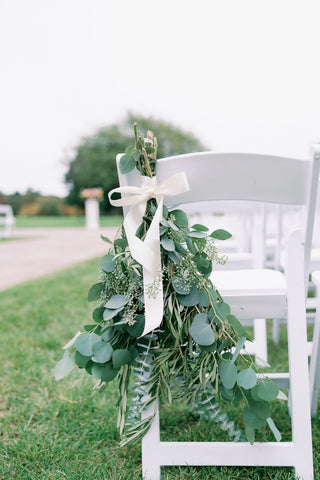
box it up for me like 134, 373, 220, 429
117, 148, 320, 480
0, 205, 15, 238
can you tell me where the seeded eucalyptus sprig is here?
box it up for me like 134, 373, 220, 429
55, 123, 283, 446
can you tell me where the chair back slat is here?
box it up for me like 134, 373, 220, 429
118, 152, 313, 207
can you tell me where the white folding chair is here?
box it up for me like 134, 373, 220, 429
117, 148, 320, 480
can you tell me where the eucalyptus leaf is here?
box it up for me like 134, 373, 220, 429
248, 400, 271, 419
87, 283, 105, 302
167, 251, 181, 264
256, 379, 279, 402
105, 294, 127, 309
74, 351, 91, 368
219, 360, 237, 389
99, 254, 117, 273
170, 209, 188, 227
188, 231, 207, 238
75, 332, 100, 356
177, 286, 200, 306
101, 364, 120, 382
245, 424, 255, 444
172, 275, 191, 295
267, 417, 282, 442
161, 235, 175, 251
243, 408, 266, 429
237, 367, 257, 389
126, 315, 145, 337
92, 341, 113, 363
112, 349, 132, 369
231, 336, 246, 363
103, 307, 123, 321
119, 153, 136, 174
198, 289, 210, 307
54, 350, 74, 380
92, 306, 105, 322
215, 302, 231, 321
190, 313, 216, 346
210, 229, 232, 240
191, 224, 209, 232
227, 314, 253, 341
100, 234, 112, 244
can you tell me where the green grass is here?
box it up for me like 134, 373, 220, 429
0, 262, 319, 479
15, 215, 123, 228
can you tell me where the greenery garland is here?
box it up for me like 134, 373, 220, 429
55, 123, 282, 446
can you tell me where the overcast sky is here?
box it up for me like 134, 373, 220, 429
1, 0, 320, 196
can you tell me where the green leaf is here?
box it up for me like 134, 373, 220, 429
92, 306, 105, 323
221, 385, 235, 401
256, 379, 279, 402
170, 209, 188, 227
119, 153, 136, 174
215, 302, 231, 321
112, 349, 132, 368
188, 231, 207, 238
100, 234, 112, 244
160, 235, 175, 251
99, 254, 117, 273
92, 341, 113, 363
245, 424, 255, 444
227, 314, 253, 341
54, 350, 74, 380
249, 401, 271, 419
191, 224, 209, 232
75, 333, 100, 356
167, 251, 182, 264
91, 365, 103, 379
186, 237, 196, 254
219, 360, 237, 389
243, 408, 266, 429
177, 286, 200, 306
172, 275, 191, 295
126, 315, 145, 337
231, 336, 246, 363
210, 229, 232, 240
84, 324, 97, 332
190, 313, 216, 346
103, 307, 123, 321
198, 289, 210, 307
74, 351, 91, 368
87, 282, 105, 302
101, 326, 114, 341
199, 341, 216, 352
101, 364, 120, 382
105, 294, 127, 309
237, 367, 257, 389
267, 417, 282, 442
128, 346, 139, 364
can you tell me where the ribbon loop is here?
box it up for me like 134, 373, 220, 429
109, 171, 189, 335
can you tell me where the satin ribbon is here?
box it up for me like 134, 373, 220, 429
109, 172, 190, 335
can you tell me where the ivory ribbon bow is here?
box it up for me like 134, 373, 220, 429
108, 172, 190, 335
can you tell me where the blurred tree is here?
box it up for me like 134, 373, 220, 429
64, 113, 208, 214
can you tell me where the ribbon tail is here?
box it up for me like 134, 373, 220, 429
141, 198, 164, 335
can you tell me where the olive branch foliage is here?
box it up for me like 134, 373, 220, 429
56, 123, 282, 446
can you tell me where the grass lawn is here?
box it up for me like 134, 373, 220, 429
15, 215, 123, 229
0, 261, 319, 479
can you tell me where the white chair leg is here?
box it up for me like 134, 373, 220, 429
272, 318, 280, 344
310, 292, 320, 416
142, 402, 161, 480
253, 318, 268, 365
286, 230, 313, 480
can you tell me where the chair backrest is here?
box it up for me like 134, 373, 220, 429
117, 148, 320, 281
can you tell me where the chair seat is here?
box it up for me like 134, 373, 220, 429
211, 269, 287, 320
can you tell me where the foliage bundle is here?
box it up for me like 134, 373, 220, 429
56, 124, 282, 446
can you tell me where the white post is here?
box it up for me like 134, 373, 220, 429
85, 198, 100, 230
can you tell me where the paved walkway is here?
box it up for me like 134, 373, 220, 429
0, 227, 118, 291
